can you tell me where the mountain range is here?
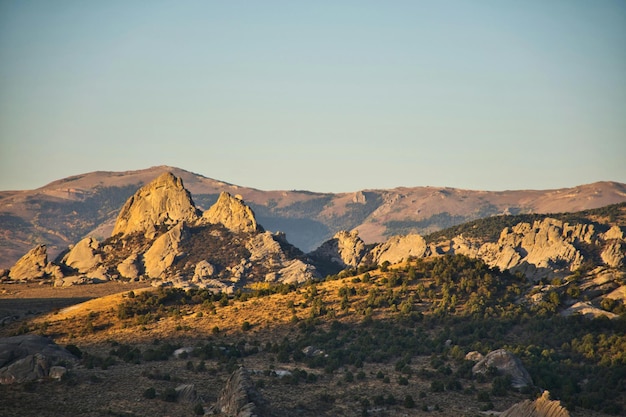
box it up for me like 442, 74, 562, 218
1, 165, 625, 269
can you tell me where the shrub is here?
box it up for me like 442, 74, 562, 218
404, 395, 416, 408
160, 387, 177, 402
143, 387, 156, 399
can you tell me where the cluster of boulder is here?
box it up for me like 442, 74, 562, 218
312, 218, 625, 281
2, 173, 319, 291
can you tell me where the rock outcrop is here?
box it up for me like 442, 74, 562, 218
369, 234, 429, 265
601, 241, 624, 268
309, 230, 366, 269
62, 237, 102, 273
8, 245, 49, 280
112, 172, 200, 237
210, 367, 266, 417
117, 254, 141, 279
501, 391, 570, 417
202, 192, 259, 233
0, 335, 78, 384
472, 349, 533, 389
476, 219, 585, 279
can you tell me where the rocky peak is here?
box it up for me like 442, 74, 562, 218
202, 192, 259, 233
112, 172, 200, 237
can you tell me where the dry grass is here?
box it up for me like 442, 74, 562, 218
0, 266, 619, 417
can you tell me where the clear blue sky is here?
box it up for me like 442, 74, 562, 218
1, 1, 625, 192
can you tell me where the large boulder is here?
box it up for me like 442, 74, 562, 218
210, 367, 266, 417
472, 349, 533, 389
8, 245, 48, 280
62, 237, 102, 273
477, 219, 587, 279
0, 335, 78, 384
112, 172, 200, 237
267, 259, 318, 284
202, 192, 259, 233
309, 230, 367, 269
369, 234, 429, 265
117, 253, 142, 279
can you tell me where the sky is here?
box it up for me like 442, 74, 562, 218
0, 1, 625, 193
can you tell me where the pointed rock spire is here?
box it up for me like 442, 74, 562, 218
112, 172, 200, 237
202, 192, 259, 233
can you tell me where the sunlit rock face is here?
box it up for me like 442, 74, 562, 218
112, 172, 200, 237
201, 192, 259, 233
8, 245, 48, 280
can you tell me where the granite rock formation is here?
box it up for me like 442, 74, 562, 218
62, 237, 102, 273
472, 349, 533, 389
309, 230, 367, 270
501, 391, 570, 417
112, 172, 200, 237
202, 192, 259, 233
8, 245, 49, 280
369, 234, 429, 265
210, 367, 266, 417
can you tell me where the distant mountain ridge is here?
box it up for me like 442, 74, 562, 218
1, 165, 625, 268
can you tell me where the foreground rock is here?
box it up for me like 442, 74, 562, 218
210, 367, 267, 416
472, 349, 533, 389
0, 335, 78, 384
501, 391, 570, 417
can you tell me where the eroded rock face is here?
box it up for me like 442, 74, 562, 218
112, 172, 200, 237
478, 219, 585, 279
8, 245, 48, 280
143, 223, 187, 278
472, 349, 533, 389
268, 259, 317, 284
211, 367, 266, 417
62, 237, 102, 273
369, 234, 428, 265
202, 192, 258, 233
0, 335, 77, 384
501, 391, 570, 417
309, 230, 366, 269
603, 225, 624, 241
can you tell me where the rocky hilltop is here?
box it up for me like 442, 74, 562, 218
3, 173, 318, 290
2, 166, 626, 267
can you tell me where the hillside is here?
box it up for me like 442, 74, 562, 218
1, 166, 625, 268
0, 255, 624, 416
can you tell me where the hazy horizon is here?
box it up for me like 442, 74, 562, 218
1, 1, 625, 193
